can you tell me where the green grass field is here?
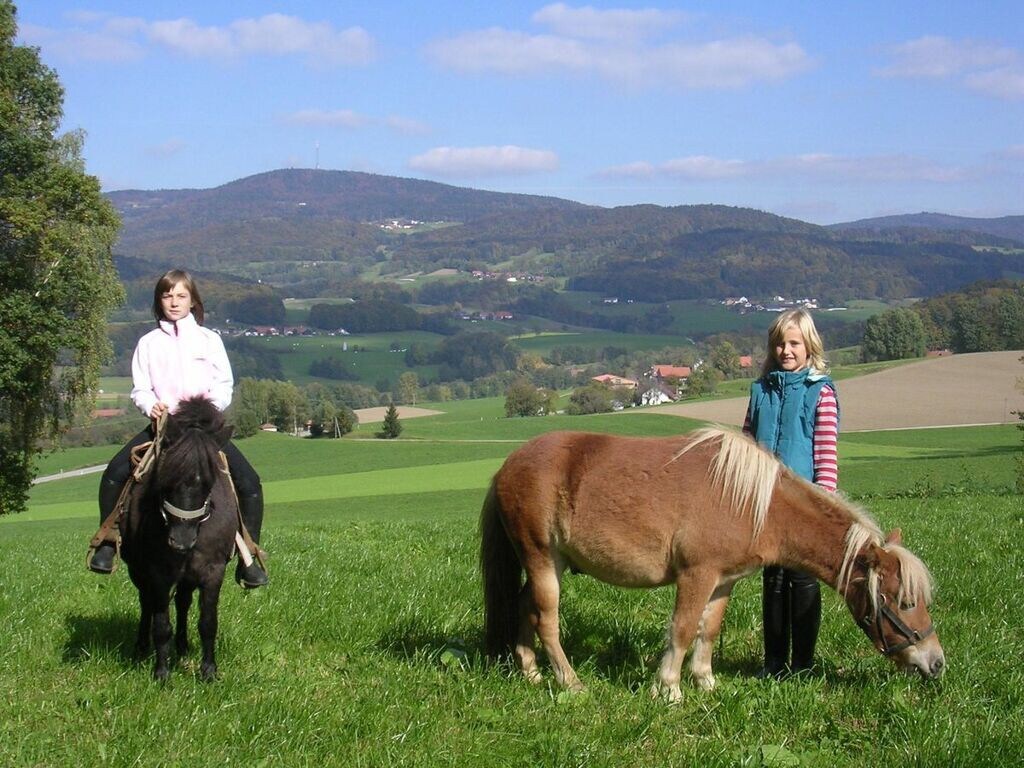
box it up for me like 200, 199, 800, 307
3, 410, 1022, 765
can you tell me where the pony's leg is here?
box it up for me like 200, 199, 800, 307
652, 570, 719, 703
688, 583, 735, 691
175, 587, 194, 657
151, 593, 174, 681
515, 579, 542, 684
135, 591, 153, 658
528, 564, 583, 692
197, 580, 223, 681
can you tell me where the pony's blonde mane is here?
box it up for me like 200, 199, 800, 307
839, 516, 934, 611
674, 428, 935, 611
671, 427, 779, 540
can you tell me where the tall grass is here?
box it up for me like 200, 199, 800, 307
3, 420, 1021, 765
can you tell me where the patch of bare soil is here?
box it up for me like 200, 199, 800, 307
645, 350, 1024, 432
353, 405, 444, 424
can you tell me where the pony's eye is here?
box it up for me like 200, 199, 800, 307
900, 601, 917, 611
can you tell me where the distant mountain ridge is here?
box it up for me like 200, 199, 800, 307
831, 212, 1024, 243
106, 169, 1024, 302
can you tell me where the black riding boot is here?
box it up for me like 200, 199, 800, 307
235, 491, 269, 588
790, 575, 822, 674
89, 477, 123, 573
757, 566, 789, 678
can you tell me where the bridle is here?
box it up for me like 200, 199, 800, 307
860, 590, 935, 656
161, 497, 211, 525
153, 411, 214, 527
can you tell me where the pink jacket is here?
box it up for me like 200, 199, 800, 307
131, 313, 234, 417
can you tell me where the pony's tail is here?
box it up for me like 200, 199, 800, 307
480, 478, 522, 659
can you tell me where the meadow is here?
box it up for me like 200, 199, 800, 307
3, 402, 1022, 766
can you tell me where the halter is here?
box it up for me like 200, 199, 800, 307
862, 590, 935, 656
161, 497, 211, 524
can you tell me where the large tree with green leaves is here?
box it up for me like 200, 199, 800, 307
861, 308, 927, 362
0, 1, 123, 513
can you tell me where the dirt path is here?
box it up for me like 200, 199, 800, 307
645, 350, 1024, 432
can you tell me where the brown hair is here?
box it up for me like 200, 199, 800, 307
152, 269, 204, 324
760, 308, 828, 377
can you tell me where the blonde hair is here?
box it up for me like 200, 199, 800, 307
760, 309, 828, 377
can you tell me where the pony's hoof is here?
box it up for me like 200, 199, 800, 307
153, 667, 170, 682
200, 662, 218, 681
523, 669, 543, 685
695, 674, 717, 691
650, 682, 682, 704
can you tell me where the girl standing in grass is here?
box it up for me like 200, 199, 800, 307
743, 309, 838, 677
90, 269, 268, 588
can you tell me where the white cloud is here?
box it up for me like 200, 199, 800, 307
428, 28, 592, 75
662, 155, 749, 179
21, 13, 375, 66
228, 14, 375, 65
146, 18, 234, 57
531, 3, 686, 41
600, 152, 967, 183
878, 36, 1024, 101
879, 36, 1017, 78
18, 21, 145, 62
427, 25, 810, 89
384, 116, 431, 136
965, 68, 1024, 100
285, 109, 371, 129
408, 146, 559, 177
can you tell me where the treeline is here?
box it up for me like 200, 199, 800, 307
567, 233, 1020, 304
861, 280, 1024, 362
915, 280, 1024, 352
115, 257, 286, 326
308, 299, 457, 335
228, 378, 361, 438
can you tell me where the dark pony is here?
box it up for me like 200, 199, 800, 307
481, 428, 944, 701
121, 396, 237, 680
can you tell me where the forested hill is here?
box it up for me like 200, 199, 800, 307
108, 168, 589, 242
107, 169, 1024, 302
830, 212, 1024, 243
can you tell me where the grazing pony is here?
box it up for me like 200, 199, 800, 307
120, 396, 238, 680
480, 428, 944, 701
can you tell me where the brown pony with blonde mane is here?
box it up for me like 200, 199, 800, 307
481, 427, 944, 701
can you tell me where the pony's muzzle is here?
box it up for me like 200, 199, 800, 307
901, 639, 945, 680
167, 527, 199, 553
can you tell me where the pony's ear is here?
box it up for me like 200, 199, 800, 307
215, 425, 234, 448
885, 528, 903, 546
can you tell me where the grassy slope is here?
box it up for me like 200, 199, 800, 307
4, 405, 1022, 765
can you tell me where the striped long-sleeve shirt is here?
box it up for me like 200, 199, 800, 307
742, 384, 838, 491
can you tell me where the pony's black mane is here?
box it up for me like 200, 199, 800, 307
172, 396, 225, 433
158, 397, 224, 487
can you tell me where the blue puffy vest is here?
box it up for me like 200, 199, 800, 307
747, 369, 837, 481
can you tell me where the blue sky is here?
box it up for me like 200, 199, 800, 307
17, 1, 1024, 224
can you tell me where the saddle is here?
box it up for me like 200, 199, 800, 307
86, 429, 265, 576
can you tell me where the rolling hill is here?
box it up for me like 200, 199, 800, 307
106, 169, 1024, 303
830, 212, 1024, 243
